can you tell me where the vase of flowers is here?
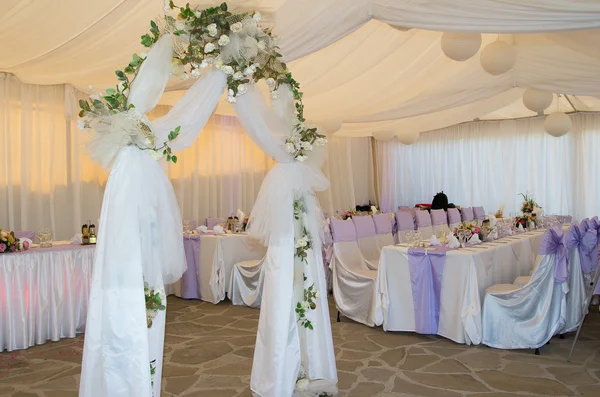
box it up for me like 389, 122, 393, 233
519, 192, 541, 216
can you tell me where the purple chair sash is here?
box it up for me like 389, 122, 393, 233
353, 216, 377, 238
461, 207, 474, 222
430, 209, 447, 226
395, 211, 415, 232
581, 219, 591, 233
447, 208, 461, 224
473, 206, 485, 220
205, 217, 223, 230
407, 247, 451, 334
14, 231, 36, 240
539, 226, 568, 283
415, 210, 432, 228
330, 218, 357, 243
566, 224, 597, 274
372, 214, 393, 235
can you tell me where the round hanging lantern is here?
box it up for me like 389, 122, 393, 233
440, 33, 482, 62
480, 41, 516, 75
396, 131, 420, 145
372, 131, 396, 141
318, 119, 342, 134
543, 112, 571, 137
523, 89, 553, 113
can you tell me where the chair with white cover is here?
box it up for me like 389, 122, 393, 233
330, 218, 378, 326
372, 214, 394, 248
513, 255, 543, 287
352, 216, 381, 270
395, 211, 415, 243
447, 208, 461, 230
229, 257, 265, 308
482, 226, 569, 351
473, 206, 485, 225
205, 217, 223, 230
414, 210, 434, 239
430, 209, 449, 236
461, 207, 475, 222
560, 224, 597, 333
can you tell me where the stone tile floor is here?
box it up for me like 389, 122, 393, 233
1, 296, 600, 397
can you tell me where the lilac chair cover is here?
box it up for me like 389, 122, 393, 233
330, 219, 357, 242
395, 211, 415, 232
407, 247, 451, 334
581, 219, 591, 233
447, 208, 461, 225
352, 216, 377, 238
473, 206, 485, 220
430, 209, 447, 226
205, 217, 223, 230
461, 207, 474, 222
14, 231, 35, 240
414, 210, 432, 228
372, 214, 393, 235
566, 224, 597, 275
538, 226, 568, 283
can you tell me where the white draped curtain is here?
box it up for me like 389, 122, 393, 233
376, 112, 600, 220
0, 73, 373, 240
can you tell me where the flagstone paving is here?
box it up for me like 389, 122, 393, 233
1, 297, 599, 396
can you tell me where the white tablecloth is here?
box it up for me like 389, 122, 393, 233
0, 242, 95, 352
376, 230, 552, 345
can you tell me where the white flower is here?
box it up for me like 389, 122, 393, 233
204, 42, 216, 53
207, 23, 218, 37
228, 89, 235, 97
230, 22, 243, 33
290, 134, 300, 143
270, 91, 279, 100
301, 141, 313, 151
315, 137, 328, 147
214, 57, 224, 69
533, 207, 543, 215
138, 52, 147, 59
243, 66, 254, 76
265, 78, 276, 88
200, 60, 208, 69
191, 68, 201, 78
175, 22, 185, 31
285, 142, 295, 153
315, 291, 320, 298
77, 120, 89, 131
233, 71, 244, 81
253, 12, 262, 22
227, 95, 236, 103
295, 238, 307, 248
257, 41, 266, 50
237, 84, 247, 95
117, 81, 126, 92
148, 150, 163, 161
221, 65, 234, 75
218, 34, 230, 46
296, 155, 307, 162
195, 10, 202, 18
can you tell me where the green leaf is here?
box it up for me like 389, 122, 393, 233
150, 20, 158, 30
171, 155, 177, 164
220, 2, 228, 11
106, 88, 116, 95
167, 154, 171, 162
78, 110, 84, 117
141, 34, 153, 47
115, 70, 126, 80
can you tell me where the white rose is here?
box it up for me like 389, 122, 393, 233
265, 78, 276, 88
270, 91, 279, 100
301, 301, 310, 310
149, 150, 163, 161
296, 155, 307, 162
314, 291, 320, 298
237, 84, 247, 95
77, 120, 89, 131
138, 52, 147, 60
200, 60, 208, 69
233, 71, 244, 81
218, 34, 230, 46
253, 12, 262, 22
285, 142, 295, 153
214, 57, 224, 68
207, 23, 218, 37
301, 141, 312, 151
191, 68, 201, 78
230, 22, 243, 33
175, 22, 185, 31
204, 42, 216, 53
257, 41, 266, 50
227, 95, 236, 103
228, 89, 235, 97
195, 10, 202, 18
315, 137, 328, 146
296, 378, 309, 391
243, 66, 254, 76
295, 238, 307, 248
221, 65, 234, 75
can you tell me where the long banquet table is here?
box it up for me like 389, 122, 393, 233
375, 229, 557, 345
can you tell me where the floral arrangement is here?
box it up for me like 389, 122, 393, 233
338, 209, 358, 220
294, 199, 319, 331
79, 2, 327, 164
519, 192, 541, 214
144, 284, 166, 328
0, 229, 29, 253
453, 221, 482, 240
515, 213, 533, 229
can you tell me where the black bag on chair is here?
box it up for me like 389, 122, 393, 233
432, 191, 454, 210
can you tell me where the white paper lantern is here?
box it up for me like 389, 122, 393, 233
440, 33, 482, 62
543, 112, 571, 137
480, 41, 516, 75
396, 131, 420, 145
372, 131, 396, 141
523, 89, 553, 113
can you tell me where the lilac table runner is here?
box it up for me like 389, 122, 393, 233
407, 246, 452, 334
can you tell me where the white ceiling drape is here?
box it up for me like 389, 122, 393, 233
2, 0, 600, 137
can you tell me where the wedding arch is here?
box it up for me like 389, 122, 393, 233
78, 2, 336, 397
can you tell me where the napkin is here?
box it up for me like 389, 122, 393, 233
236, 209, 245, 223
446, 234, 460, 249
517, 224, 525, 233
213, 225, 225, 235
429, 234, 441, 246
71, 233, 83, 244
468, 233, 482, 245
487, 213, 497, 227
371, 205, 378, 215
196, 225, 209, 234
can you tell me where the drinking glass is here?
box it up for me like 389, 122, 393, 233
38, 229, 53, 248
404, 231, 414, 245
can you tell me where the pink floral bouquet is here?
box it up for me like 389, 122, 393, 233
0, 229, 29, 253
453, 221, 482, 240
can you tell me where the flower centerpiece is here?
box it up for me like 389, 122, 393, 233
519, 192, 541, 216
337, 209, 358, 220
0, 229, 30, 253
452, 221, 482, 241
515, 213, 534, 229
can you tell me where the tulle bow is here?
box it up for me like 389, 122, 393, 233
539, 226, 568, 283
567, 224, 598, 274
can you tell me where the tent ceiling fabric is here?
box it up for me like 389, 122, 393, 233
2, 0, 600, 137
